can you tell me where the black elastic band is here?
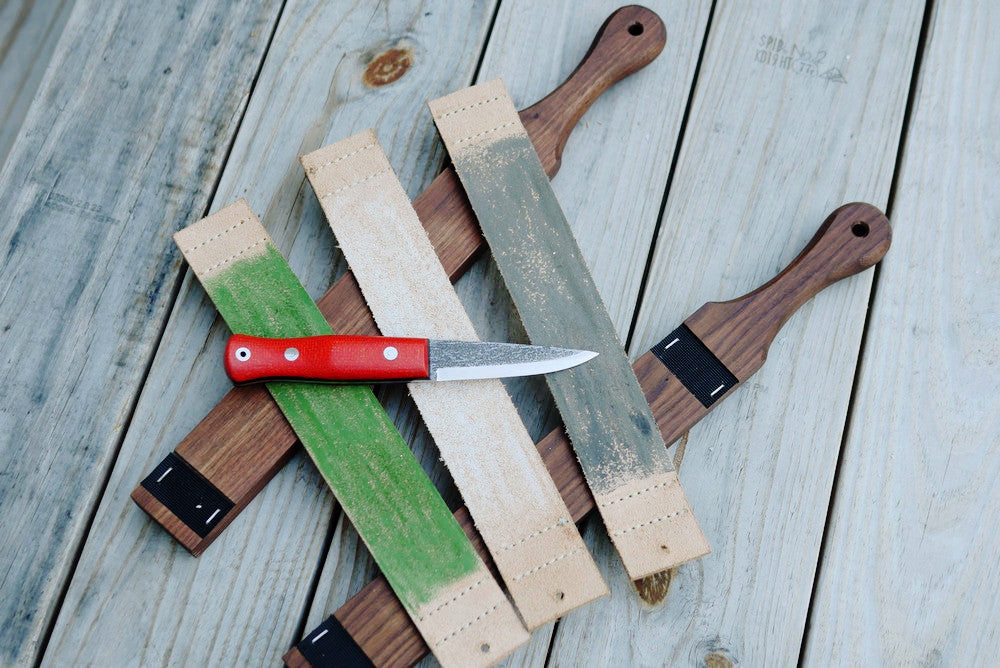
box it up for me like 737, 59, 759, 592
650, 324, 738, 408
140, 452, 234, 538
296, 615, 374, 667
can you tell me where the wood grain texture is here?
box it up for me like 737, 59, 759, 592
549, 1, 924, 664
297, 3, 713, 664
302, 131, 607, 630
176, 201, 527, 667
0, 1, 283, 662
0, 0, 74, 168
43, 2, 501, 665
130, 4, 669, 556
430, 78, 709, 580
804, 1, 1000, 662
288, 201, 890, 667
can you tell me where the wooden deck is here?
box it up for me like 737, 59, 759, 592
0, 0, 996, 665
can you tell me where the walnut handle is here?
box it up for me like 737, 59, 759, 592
520, 5, 666, 175
685, 202, 891, 381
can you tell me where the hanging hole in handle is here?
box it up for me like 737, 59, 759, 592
555, 591, 565, 600
851, 222, 870, 237
628, 22, 644, 36
481, 643, 490, 653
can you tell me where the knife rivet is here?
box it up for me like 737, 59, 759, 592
383, 346, 398, 361
284, 347, 299, 361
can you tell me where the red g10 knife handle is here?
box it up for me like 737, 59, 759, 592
225, 334, 430, 384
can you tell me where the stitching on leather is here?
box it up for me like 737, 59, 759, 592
432, 602, 501, 648
416, 577, 487, 622
201, 237, 267, 275
602, 478, 677, 507
497, 518, 569, 552
454, 121, 517, 144
184, 218, 246, 253
308, 142, 376, 174
318, 168, 389, 199
439, 95, 502, 119
611, 509, 689, 536
511, 548, 583, 582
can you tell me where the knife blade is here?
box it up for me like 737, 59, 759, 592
224, 334, 597, 384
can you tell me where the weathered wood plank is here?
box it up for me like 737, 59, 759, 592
0, 0, 74, 168
804, 1, 1000, 663
296, 1, 713, 664
549, 0, 924, 664
42, 1, 500, 664
0, 1, 283, 662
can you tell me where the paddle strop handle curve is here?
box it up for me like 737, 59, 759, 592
685, 202, 892, 380
521, 5, 667, 175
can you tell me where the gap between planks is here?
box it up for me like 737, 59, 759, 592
34, 2, 291, 662
797, 0, 933, 660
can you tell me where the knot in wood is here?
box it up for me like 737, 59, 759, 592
363, 47, 413, 87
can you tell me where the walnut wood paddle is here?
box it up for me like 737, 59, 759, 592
132, 5, 668, 554
285, 203, 891, 667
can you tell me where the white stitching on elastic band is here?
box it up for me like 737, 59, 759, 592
416, 577, 487, 622
202, 237, 267, 274
432, 602, 501, 648
611, 509, 689, 537
497, 518, 569, 552
318, 169, 389, 200
439, 95, 502, 119
602, 478, 678, 507
454, 121, 517, 144
307, 142, 376, 174
184, 218, 247, 253
511, 547, 583, 582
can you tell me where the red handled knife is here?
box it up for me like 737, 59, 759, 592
225, 334, 598, 384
